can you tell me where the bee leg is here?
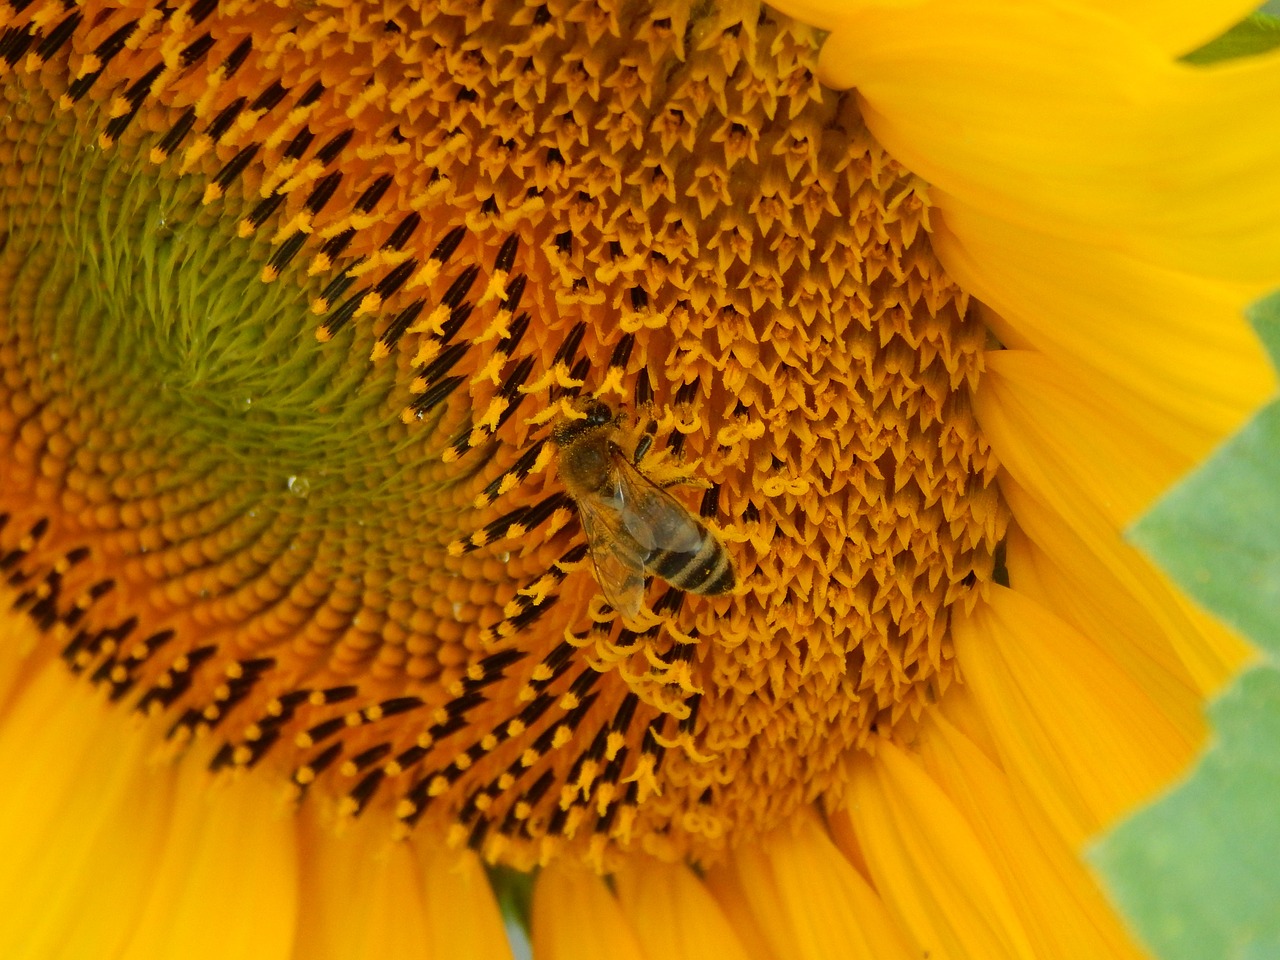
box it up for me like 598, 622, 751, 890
632, 432, 653, 464
632, 419, 658, 465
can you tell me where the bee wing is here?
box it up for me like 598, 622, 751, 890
612, 454, 705, 556
575, 492, 648, 622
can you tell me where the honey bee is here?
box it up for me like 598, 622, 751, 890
551, 399, 734, 627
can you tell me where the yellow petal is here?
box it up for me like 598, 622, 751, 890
952, 587, 1196, 846
420, 843, 516, 960
915, 711, 1150, 960
811, 0, 1280, 283
701, 864, 784, 960
1061, 0, 1258, 55
999, 473, 1251, 696
976, 344, 1259, 690
0, 661, 174, 960
934, 206, 1273, 441
1007, 506, 1223, 714
720, 808, 918, 960
837, 742, 1038, 960
533, 862, 647, 960
293, 812, 432, 960
776, 0, 1257, 56
119, 758, 300, 959
614, 859, 753, 960
977, 350, 1200, 528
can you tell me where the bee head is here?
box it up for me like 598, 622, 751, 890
552, 398, 617, 447
581, 400, 615, 428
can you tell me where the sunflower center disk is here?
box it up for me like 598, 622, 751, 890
0, 0, 1007, 867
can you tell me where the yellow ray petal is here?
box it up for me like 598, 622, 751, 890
0, 661, 174, 960
837, 743, 1038, 960
776, 0, 1258, 57
933, 206, 1274, 441
952, 586, 1196, 847
975, 345, 1256, 690
0, 603, 38, 714
293, 813, 432, 960
725, 809, 918, 960
1061, 0, 1258, 55
915, 711, 1150, 960
1000, 474, 1251, 696
1006, 517, 1208, 725
701, 864, 784, 960
116, 759, 299, 960
977, 350, 1200, 528
532, 862, 647, 960
808, 0, 1280, 283
613, 859, 753, 960
419, 842, 516, 960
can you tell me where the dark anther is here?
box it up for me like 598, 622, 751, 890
607, 333, 635, 371
418, 341, 470, 385
349, 743, 393, 771
297, 80, 325, 106
373, 259, 417, 298
408, 377, 464, 418
34, 12, 83, 63
222, 37, 253, 77
633, 368, 653, 407
154, 107, 198, 158
430, 225, 468, 263
188, 0, 219, 25
441, 264, 482, 310
282, 128, 315, 160
678, 693, 701, 735
378, 300, 425, 351
265, 234, 307, 274
304, 171, 342, 213
177, 33, 214, 67
316, 266, 359, 307
300, 743, 343, 780
384, 212, 422, 250
64, 21, 135, 100
355, 174, 394, 213
246, 193, 286, 230
674, 380, 699, 407
250, 80, 288, 113
103, 64, 164, 141
206, 96, 249, 142
318, 228, 356, 261
315, 129, 354, 165
494, 234, 519, 273
502, 275, 527, 317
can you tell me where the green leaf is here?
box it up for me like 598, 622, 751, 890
488, 864, 535, 960
1090, 665, 1280, 960
1127, 296, 1280, 656
1246, 290, 1280, 370
1100, 291, 1280, 959
1182, 13, 1280, 65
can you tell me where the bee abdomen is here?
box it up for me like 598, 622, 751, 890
649, 536, 734, 596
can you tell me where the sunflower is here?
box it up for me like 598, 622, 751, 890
1, 0, 1276, 957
